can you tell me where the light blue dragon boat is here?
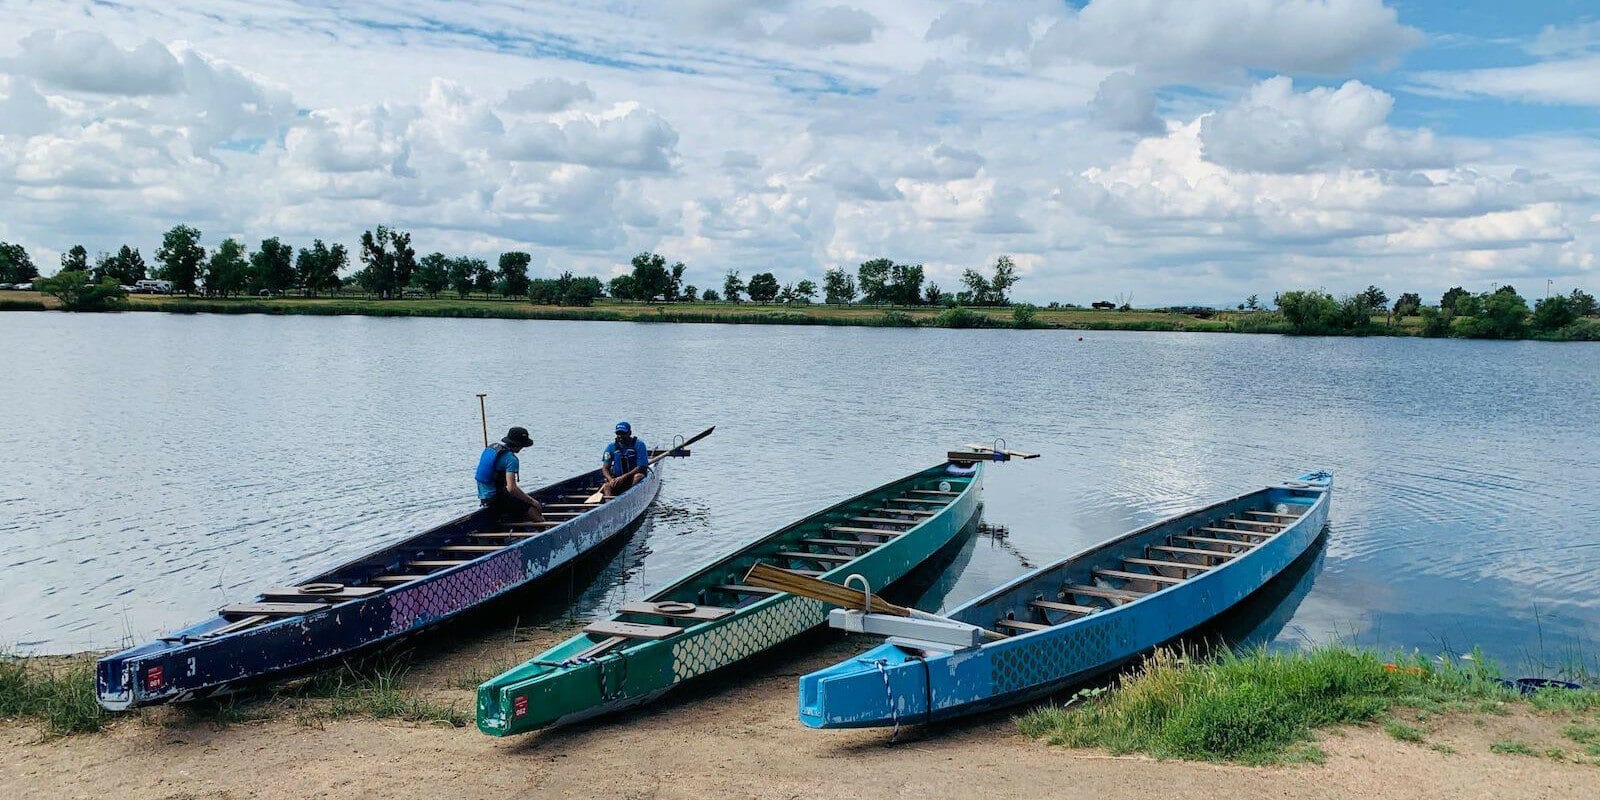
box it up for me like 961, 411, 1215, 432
797, 471, 1332, 728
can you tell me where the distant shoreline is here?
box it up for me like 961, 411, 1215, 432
3, 290, 1593, 341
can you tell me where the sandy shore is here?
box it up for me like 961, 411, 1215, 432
3, 625, 1593, 800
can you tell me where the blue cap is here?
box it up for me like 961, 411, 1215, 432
615, 421, 631, 434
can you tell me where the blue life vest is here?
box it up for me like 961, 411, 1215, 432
475, 444, 508, 489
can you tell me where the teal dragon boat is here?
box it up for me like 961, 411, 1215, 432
477, 454, 999, 735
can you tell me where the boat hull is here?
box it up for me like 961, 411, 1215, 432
478, 462, 984, 735
798, 473, 1331, 728
96, 467, 661, 710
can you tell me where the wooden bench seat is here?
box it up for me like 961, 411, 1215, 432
1093, 568, 1185, 586
472, 531, 539, 540
1197, 526, 1270, 539
371, 574, 429, 584
711, 584, 780, 596
776, 550, 855, 563
886, 497, 947, 506
908, 489, 961, 497
996, 618, 1051, 632
1148, 545, 1237, 560
1172, 535, 1256, 550
798, 538, 881, 549
1031, 599, 1098, 616
823, 525, 905, 537
1123, 557, 1212, 573
258, 586, 383, 602
866, 507, 934, 517
409, 560, 470, 569
617, 602, 734, 622
843, 516, 916, 526
1063, 583, 1147, 602
1246, 510, 1299, 520
220, 602, 327, 618
440, 545, 504, 554
584, 620, 681, 640
204, 615, 269, 637
1221, 517, 1284, 529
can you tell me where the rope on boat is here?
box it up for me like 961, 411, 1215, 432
913, 654, 933, 725
864, 657, 899, 742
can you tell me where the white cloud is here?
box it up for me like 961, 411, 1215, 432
1199, 77, 1449, 173
502, 78, 595, 113
1410, 55, 1600, 107
0, 75, 59, 137
772, 6, 881, 47
925, 1, 1057, 56
11, 30, 182, 95
1091, 71, 1163, 134
498, 103, 679, 172
1035, 0, 1422, 76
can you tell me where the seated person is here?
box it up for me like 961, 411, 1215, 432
475, 426, 544, 522
601, 421, 649, 498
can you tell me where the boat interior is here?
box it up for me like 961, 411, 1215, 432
557, 466, 978, 661
952, 489, 1318, 639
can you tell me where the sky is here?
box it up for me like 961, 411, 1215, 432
0, 0, 1596, 306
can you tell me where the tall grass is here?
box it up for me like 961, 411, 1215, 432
299, 663, 468, 727
1017, 646, 1548, 765
0, 656, 107, 736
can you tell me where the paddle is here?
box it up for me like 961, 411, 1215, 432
584, 425, 716, 504
744, 563, 1006, 641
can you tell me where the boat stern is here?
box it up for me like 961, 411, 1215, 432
799, 645, 931, 729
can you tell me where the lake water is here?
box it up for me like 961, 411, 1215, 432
2, 312, 1597, 674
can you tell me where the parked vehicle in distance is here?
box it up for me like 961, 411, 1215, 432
13, 282, 33, 291
134, 279, 173, 294
0, 283, 14, 290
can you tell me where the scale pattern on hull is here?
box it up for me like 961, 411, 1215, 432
670, 597, 828, 681
388, 549, 523, 633
990, 616, 1125, 696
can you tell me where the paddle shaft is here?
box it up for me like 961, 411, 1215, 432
585, 425, 715, 503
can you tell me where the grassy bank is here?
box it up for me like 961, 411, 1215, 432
0, 656, 106, 736
1019, 646, 1600, 765
0, 289, 1316, 333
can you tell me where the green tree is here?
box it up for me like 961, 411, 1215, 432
822, 267, 856, 304
857, 258, 892, 304
924, 283, 945, 305
563, 274, 603, 306
155, 225, 206, 294
1418, 305, 1451, 337
1245, 294, 1260, 311
960, 269, 991, 305
626, 252, 676, 300
357, 226, 415, 299
415, 252, 450, 297
1360, 285, 1388, 311
794, 279, 817, 304
608, 274, 638, 300
250, 237, 295, 294
683, 284, 698, 302
36, 269, 127, 311
1568, 288, 1597, 317
470, 258, 495, 295
1440, 286, 1468, 311
701, 288, 720, 302
1451, 288, 1528, 338
204, 238, 250, 297
59, 245, 89, 274
1392, 292, 1422, 319
1274, 290, 1344, 335
499, 251, 532, 298
888, 263, 925, 305
109, 245, 147, 284
776, 283, 796, 304
295, 240, 346, 297
1012, 303, 1042, 329
1531, 294, 1577, 332
0, 242, 37, 282
990, 255, 1019, 304
669, 263, 686, 301
722, 270, 745, 303
747, 271, 780, 303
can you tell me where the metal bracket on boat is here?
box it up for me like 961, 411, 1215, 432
828, 609, 985, 652
949, 439, 1041, 464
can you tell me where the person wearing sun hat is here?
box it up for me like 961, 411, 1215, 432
474, 426, 544, 522
600, 421, 649, 498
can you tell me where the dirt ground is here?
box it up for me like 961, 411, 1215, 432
3, 625, 1594, 800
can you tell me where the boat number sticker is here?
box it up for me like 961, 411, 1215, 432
513, 695, 528, 717
145, 665, 163, 690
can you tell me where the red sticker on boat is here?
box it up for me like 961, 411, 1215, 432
146, 665, 163, 690
513, 695, 528, 717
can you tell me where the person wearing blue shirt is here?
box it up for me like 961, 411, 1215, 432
474, 426, 544, 522
601, 421, 649, 498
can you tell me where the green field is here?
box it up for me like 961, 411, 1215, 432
2, 289, 1381, 333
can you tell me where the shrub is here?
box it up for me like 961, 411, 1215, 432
35, 270, 128, 311
931, 306, 992, 328
873, 310, 919, 327
1011, 303, 1045, 329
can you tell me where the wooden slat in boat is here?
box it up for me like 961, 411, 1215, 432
203, 615, 269, 638
775, 550, 855, 563
440, 545, 504, 554
1093, 568, 1185, 586
710, 584, 780, 596
583, 620, 681, 640
1172, 535, 1257, 550
372, 574, 429, 584
220, 602, 327, 618
1147, 544, 1237, 560
409, 560, 470, 569
1031, 599, 1097, 616
1245, 510, 1299, 520
886, 497, 948, 506
617, 602, 734, 622
866, 507, 935, 517
797, 538, 881, 549
1221, 517, 1284, 529
908, 489, 961, 497
1197, 526, 1271, 539
824, 525, 905, 537
1063, 583, 1147, 602
1123, 557, 1212, 573
472, 531, 540, 540
996, 619, 1050, 633
843, 516, 916, 526
258, 586, 383, 602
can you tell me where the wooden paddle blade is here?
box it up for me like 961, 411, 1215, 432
743, 564, 914, 617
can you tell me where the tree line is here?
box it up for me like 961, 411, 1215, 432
1272, 284, 1598, 340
